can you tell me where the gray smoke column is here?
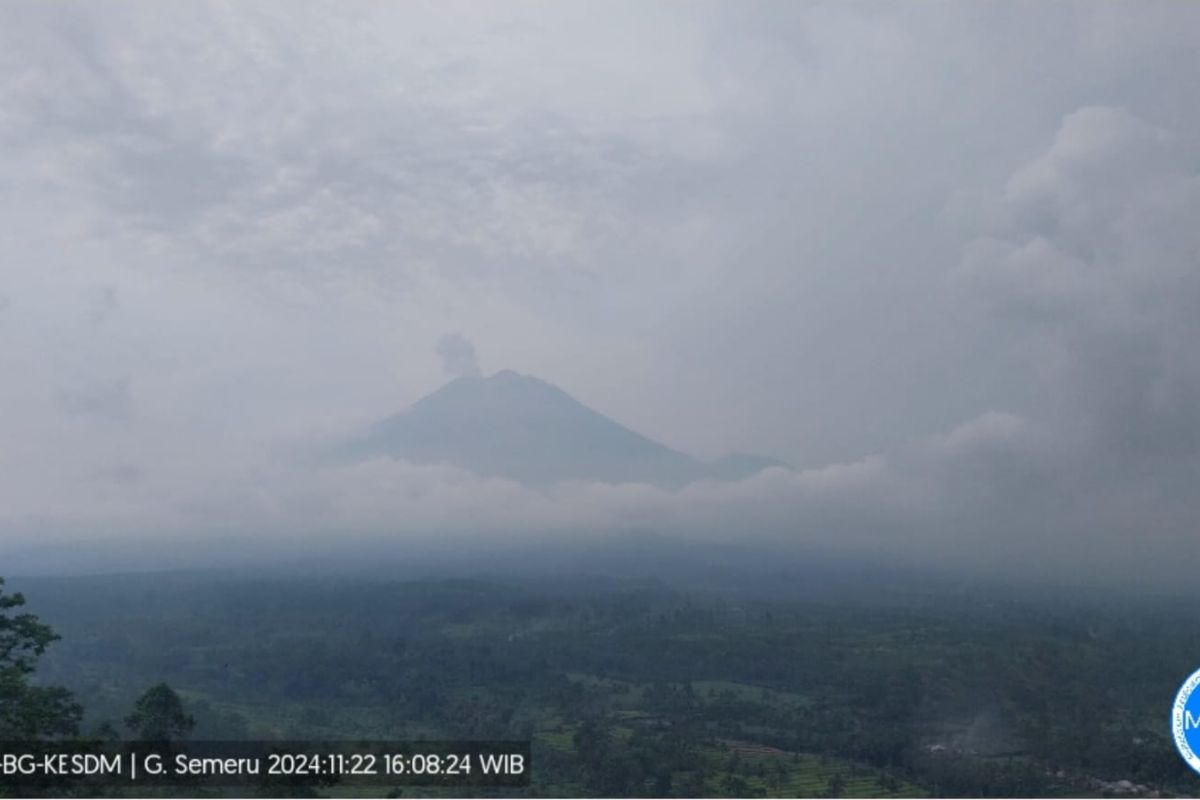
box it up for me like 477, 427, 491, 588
435, 333, 481, 378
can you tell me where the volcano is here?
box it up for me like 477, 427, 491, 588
335, 370, 787, 488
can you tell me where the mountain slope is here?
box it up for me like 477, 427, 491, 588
707, 453, 791, 481
335, 370, 787, 488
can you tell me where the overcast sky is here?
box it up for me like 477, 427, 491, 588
2, 2, 1198, 583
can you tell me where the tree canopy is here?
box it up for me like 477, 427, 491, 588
0, 577, 82, 740
125, 682, 195, 743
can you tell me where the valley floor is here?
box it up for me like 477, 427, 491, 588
15, 568, 1200, 797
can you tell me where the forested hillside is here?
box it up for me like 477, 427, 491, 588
10, 571, 1199, 797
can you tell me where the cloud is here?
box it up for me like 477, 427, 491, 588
85, 284, 118, 327
56, 376, 133, 422
943, 104, 1200, 577
959, 105, 1200, 463
0, 5, 1198, 587
435, 332, 481, 379
930, 411, 1028, 458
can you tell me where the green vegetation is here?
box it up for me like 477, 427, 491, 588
8, 570, 1200, 796
125, 683, 195, 742
0, 577, 81, 741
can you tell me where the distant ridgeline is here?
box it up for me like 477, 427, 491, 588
331, 370, 789, 488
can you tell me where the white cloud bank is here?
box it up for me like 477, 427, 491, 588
1, 5, 1199, 586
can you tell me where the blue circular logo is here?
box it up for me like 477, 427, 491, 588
1172, 668, 1200, 774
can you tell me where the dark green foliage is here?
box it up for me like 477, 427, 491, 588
15, 571, 1200, 796
125, 683, 194, 742
0, 577, 81, 740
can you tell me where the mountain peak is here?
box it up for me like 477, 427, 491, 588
335, 371, 789, 487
